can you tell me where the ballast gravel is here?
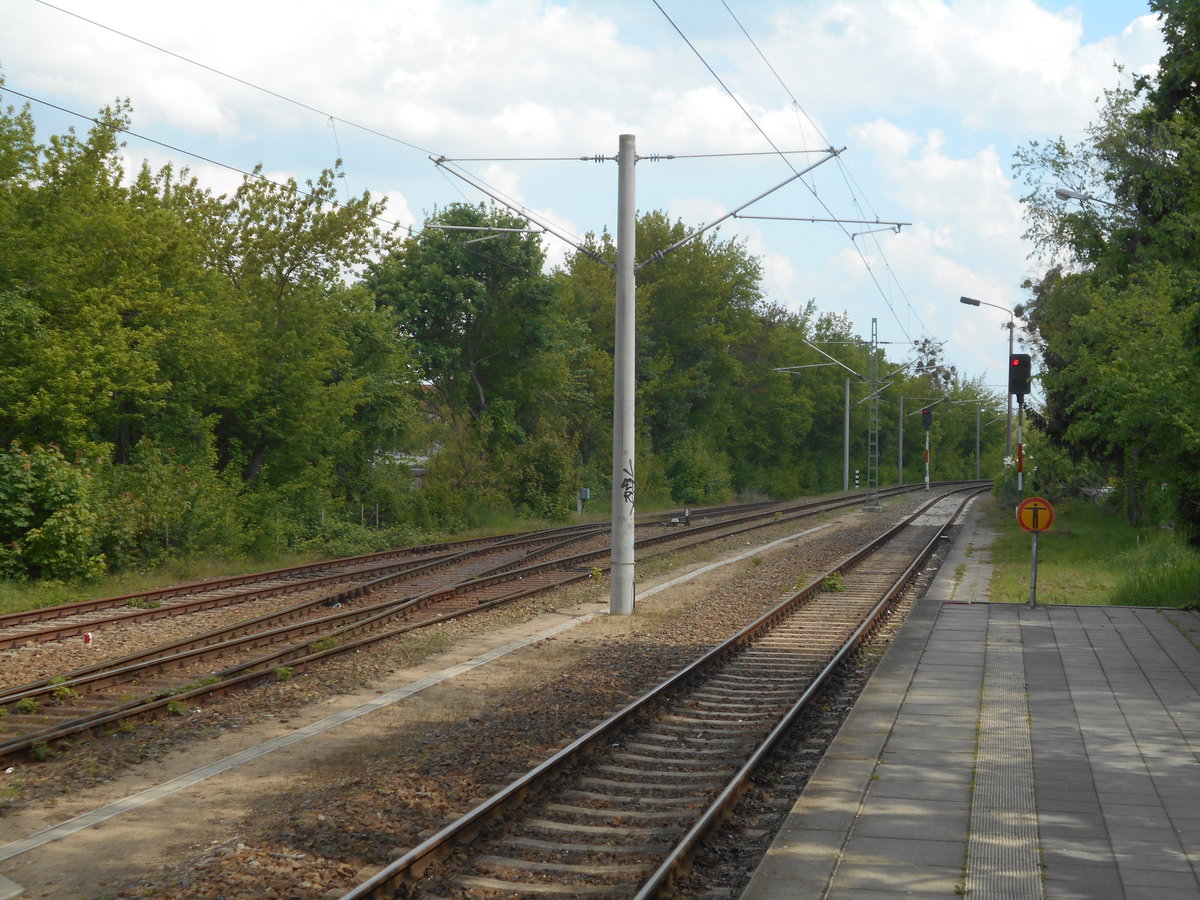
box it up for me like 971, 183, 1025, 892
0, 492, 950, 899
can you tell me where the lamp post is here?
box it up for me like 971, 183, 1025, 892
1054, 186, 1123, 209
959, 296, 1015, 459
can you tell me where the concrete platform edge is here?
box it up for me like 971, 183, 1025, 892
738, 495, 991, 898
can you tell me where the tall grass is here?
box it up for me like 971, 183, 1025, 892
988, 498, 1129, 605
0, 554, 313, 618
987, 497, 1200, 608
1108, 533, 1200, 608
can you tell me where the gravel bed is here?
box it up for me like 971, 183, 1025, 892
677, 520, 954, 897
3, 492, 944, 899
0, 589, 380, 690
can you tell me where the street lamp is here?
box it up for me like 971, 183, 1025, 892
959, 296, 1015, 459
1054, 187, 1089, 202
1054, 186, 1125, 209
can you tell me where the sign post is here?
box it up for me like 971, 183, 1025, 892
1016, 496, 1055, 608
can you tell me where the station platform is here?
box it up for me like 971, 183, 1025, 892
740, 498, 1200, 899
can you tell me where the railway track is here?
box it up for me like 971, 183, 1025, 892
0, 525, 613, 648
340, 486, 985, 899
0, 486, 975, 764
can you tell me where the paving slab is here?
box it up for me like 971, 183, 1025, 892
740, 496, 1200, 899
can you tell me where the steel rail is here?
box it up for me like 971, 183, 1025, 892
0, 498, 837, 759
0, 525, 613, 650
0, 485, 984, 764
634, 488, 982, 897
0, 529, 611, 721
0, 489, 933, 631
339, 485, 984, 898
0, 522, 616, 630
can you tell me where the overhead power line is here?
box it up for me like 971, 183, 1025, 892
27, 1, 597, 252
653, 0, 936, 347
437, 149, 834, 163
33, 0, 436, 157
720, 1, 934, 344
0, 85, 413, 234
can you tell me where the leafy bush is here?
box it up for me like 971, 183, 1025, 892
100, 440, 249, 568
0, 442, 105, 581
665, 437, 732, 505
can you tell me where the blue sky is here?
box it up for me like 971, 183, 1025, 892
0, 0, 1164, 392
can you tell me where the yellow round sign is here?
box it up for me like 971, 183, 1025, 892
1016, 496, 1055, 533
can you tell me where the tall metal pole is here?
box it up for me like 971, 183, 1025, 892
976, 405, 982, 480
924, 429, 931, 490
960, 297, 1015, 459
1028, 529, 1039, 608
610, 135, 637, 616
897, 395, 904, 485
1016, 397, 1025, 494
865, 319, 882, 510
843, 377, 850, 492
1005, 320, 1014, 459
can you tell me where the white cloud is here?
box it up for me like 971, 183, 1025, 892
0, 0, 1165, 382
764, 0, 1161, 139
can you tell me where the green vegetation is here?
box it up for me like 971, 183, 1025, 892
48, 676, 77, 704
823, 572, 846, 592
307, 636, 340, 654
3, 9, 1199, 619
1014, 0, 1200, 541
0, 74, 1006, 605
987, 497, 1200, 607
162, 676, 222, 697
123, 598, 162, 610
1108, 533, 1200, 607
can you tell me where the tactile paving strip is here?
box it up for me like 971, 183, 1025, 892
965, 617, 1043, 897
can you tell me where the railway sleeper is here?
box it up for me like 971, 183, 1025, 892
452, 872, 630, 895
595, 765, 728, 782
522, 817, 670, 838
682, 694, 791, 709
640, 724, 746, 742
673, 703, 781, 718
577, 776, 706, 796
544, 803, 684, 822
702, 672, 814, 686
501, 835, 672, 856
616, 745, 739, 760
477, 854, 648, 878
611, 751, 734, 767
560, 789, 702, 808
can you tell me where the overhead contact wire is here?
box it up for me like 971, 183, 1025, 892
717, 0, 933, 344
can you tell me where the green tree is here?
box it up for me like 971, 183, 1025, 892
1014, 3, 1200, 533
368, 203, 593, 519
0, 85, 420, 565
0, 443, 105, 581
208, 165, 408, 500
0, 96, 252, 467
559, 213, 777, 503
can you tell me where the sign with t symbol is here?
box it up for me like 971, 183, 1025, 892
1016, 496, 1054, 533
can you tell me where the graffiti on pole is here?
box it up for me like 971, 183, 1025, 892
621, 461, 636, 509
